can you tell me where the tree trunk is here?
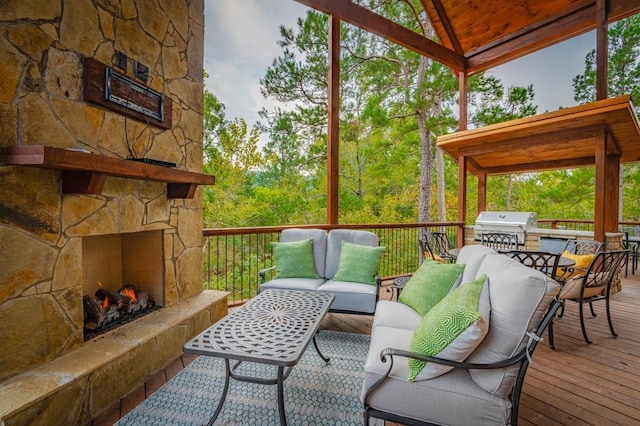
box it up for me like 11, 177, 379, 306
418, 114, 433, 223
506, 174, 513, 211
436, 147, 446, 221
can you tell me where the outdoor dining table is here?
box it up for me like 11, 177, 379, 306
184, 288, 334, 426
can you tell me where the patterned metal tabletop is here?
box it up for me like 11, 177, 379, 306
184, 289, 334, 366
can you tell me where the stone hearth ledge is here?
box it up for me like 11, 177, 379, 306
0, 290, 229, 426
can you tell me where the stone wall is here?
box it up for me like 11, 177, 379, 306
0, 0, 206, 381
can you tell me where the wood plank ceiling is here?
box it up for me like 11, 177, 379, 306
295, 0, 640, 75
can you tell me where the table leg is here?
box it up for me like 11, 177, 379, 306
207, 358, 231, 426
312, 335, 330, 363
277, 366, 287, 426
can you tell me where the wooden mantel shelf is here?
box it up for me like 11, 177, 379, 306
6, 145, 215, 199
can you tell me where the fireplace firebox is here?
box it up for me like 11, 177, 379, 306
82, 230, 164, 339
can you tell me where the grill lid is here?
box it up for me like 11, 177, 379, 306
475, 211, 537, 228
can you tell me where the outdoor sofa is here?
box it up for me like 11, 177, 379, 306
362, 244, 561, 425
259, 228, 385, 314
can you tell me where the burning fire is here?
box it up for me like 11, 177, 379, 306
120, 285, 138, 304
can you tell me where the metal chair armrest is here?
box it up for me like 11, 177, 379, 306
258, 265, 276, 283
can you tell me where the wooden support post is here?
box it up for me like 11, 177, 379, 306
594, 128, 620, 242
596, 0, 608, 100
327, 15, 340, 224
458, 70, 467, 131
457, 155, 468, 247
477, 172, 487, 214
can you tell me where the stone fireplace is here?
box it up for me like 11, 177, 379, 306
0, 1, 228, 424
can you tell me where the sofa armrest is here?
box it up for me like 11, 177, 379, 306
259, 265, 276, 284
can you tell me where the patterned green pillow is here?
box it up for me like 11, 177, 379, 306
271, 239, 319, 279
333, 241, 386, 285
408, 274, 490, 381
398, 260, 465, 316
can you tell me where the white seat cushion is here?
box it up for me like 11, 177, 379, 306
317, 280, 377, 313
260, 277, 325, 292
361, 325, 511, 426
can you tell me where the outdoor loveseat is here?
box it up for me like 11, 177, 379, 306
362, 244, 561, 425
259, 228, 385, 314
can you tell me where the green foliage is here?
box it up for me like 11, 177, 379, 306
202, 12, 640, 229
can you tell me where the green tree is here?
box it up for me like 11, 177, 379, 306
260, 5, 459, 225
469, 74, 538, 211
202, 90, 262, 227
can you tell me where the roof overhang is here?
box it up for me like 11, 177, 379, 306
437, 95, 640, 176
294, 0, 640, 75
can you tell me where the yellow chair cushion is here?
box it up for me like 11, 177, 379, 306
424, 251, 444, 263
562, 250, 595, 269
556, 250, 594, 281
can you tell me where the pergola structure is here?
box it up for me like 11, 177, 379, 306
294, 0, 640, 243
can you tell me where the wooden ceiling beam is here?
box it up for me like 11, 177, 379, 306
465, 4, 593, 74
480, 156, 596, 176
294, 0, 464, 70
421, 0, 463, 54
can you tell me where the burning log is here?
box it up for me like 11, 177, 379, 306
95, 288, 130, 309
83, 295, 103, 330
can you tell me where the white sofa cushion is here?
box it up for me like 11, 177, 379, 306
371, 300, 422, 330
467, 253, 559, 397
361, 325, 511, 425
317, 280, 378, 313
260, 277, 325, 292
324, 229, 378, 279
455, 244, 497, 284
280, 228, 328, 278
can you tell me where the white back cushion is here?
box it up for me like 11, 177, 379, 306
280, 228, 327, 278
467, 253, 559, 396
455, 244, 497, 284
325, 230, 378, 279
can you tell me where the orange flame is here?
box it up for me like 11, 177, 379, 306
121, 287, 138, 303
100, 298, 109, 310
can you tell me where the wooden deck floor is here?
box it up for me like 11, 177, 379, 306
95, 273, 640, 425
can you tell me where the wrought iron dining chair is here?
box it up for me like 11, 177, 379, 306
556, 239, 603, 283
418, 231, 455, 263
506, 250, 561, 280
548, 250, 627, 346
480, 232, 519, 252
620, 229, 639, 276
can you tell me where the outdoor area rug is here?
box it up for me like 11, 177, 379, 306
116, 330, 382, 425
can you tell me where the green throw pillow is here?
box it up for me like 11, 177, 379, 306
333, 241, 386, 285
398, 260, 465, 316
408, 274, 490, 381
271, 239, 319, 279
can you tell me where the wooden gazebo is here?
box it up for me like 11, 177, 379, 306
294, 0, 640, 242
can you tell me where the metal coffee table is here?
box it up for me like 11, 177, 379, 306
184, 288, 335, 426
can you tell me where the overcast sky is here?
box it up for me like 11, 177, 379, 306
204, 0, 596, 129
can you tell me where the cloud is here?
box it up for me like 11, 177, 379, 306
490, 32, 596, 112
204, 0, 597, 139
204, 0, 308, 131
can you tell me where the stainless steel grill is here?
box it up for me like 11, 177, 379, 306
474, 211, 537, 245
